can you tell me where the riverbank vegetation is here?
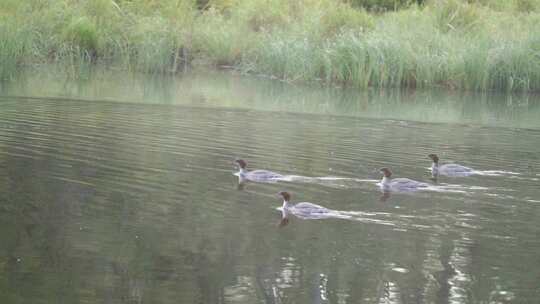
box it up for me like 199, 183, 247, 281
1, 0, 539, 92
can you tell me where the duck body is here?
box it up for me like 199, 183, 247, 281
277, 191, 333, 220
235, 159, 284, 183
429, 154, 476, 177
380, 176, 429, 192
432, 163, 475, 177
280, 201, 331, 219
379, 168, 429, 192
239, 169, 284, 182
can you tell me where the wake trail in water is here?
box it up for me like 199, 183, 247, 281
235, 171, 380, 189
423, 182, 539, 204
283, 208, 396, 226
422, 184, 484, 194
427, 166, 533, 179
475, 170, 522, 177
277, 206, 425, 228
277, 175, 379, 189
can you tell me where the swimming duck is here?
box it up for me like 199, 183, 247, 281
379, 168, 429, 192
277, 191, 332, 219
428, 154, 475, 177
235, 159, 284, 183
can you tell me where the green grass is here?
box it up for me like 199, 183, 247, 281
1, 0, 539, 92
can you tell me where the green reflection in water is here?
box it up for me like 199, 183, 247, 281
1, 66, 539, 130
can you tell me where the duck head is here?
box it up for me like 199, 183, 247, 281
428, 154, 439, 164
278, 191, 291, 202
379, 168, 392, 178
235, 159, 249, 175
235, 159, 247, 169
428, 154, 440, 178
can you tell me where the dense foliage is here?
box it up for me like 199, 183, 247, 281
1, 0, 539, 91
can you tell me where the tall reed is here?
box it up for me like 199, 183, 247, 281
1, 0, 539, 92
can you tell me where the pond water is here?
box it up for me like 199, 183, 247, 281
0, 68, 539, 303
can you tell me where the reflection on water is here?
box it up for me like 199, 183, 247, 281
1, 66, 540, 129
0, 68, 539, 303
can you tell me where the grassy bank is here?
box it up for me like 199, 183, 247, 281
1, 0, 540, 92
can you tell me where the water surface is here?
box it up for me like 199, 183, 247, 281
0, 68, 539, 303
